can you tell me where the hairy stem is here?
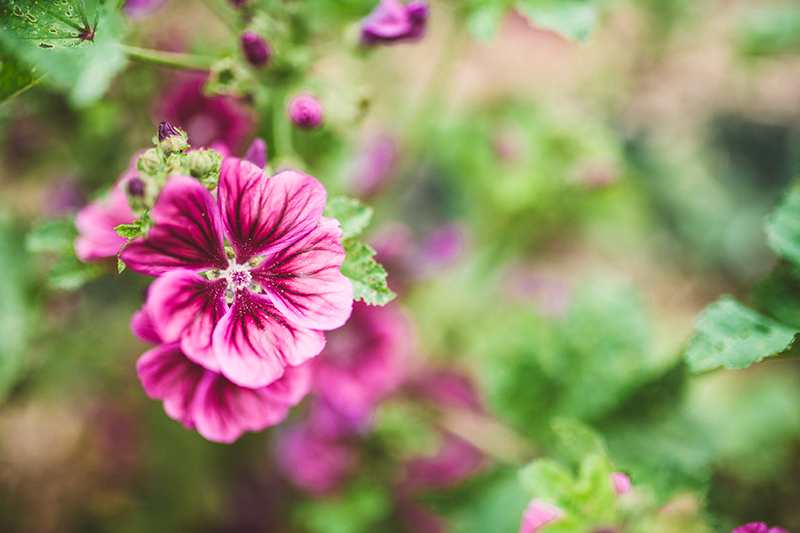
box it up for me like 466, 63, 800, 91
119, 45, 214, 70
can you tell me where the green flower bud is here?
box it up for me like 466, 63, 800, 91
137, 149, 161, 175
186, 149, 219, 178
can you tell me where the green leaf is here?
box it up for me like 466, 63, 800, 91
114, 222, 141, 239
340, 240, 395, 306
0, 49, 39, 105
48, 253, 105, 290
684, 296, 798, 373
25, 217, 76, 253
117, 256, 125, 273
323, 196, 373, 240
466, 2, 508, 42
551, 418, 606, 464
0, 0, 96, 49
766, 186, 800, 265
515, 0, 599, 42
518, 458, 574, 500
293, 482, 391, 533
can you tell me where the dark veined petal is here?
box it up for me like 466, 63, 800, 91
136, 343, 205, 429
121, 176, 228, 276
252, 217, 353, 330
212, 288, 326, 388
190, 364, 310, 443
148, 270, 227, 372
218, 158, 327, 262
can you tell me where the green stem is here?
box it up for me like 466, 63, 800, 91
272, 93, 299, 161
119, 45, 215, 71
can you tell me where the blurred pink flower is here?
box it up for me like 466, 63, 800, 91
361, 0, 428, 46
240, 31, 271, 68
350, 134, 399, 197
273, 422, 356, 493
243, 138, 268, 169
519, 499, 563, 533
287, 93, 324, 130
74, 157, 138, 262
611, 472, 632, 495
402, 435, 485, 490
313, 301, 412, 428
155, 75, 254, 154
732, 524, 790, 533
123, 0, 171, 19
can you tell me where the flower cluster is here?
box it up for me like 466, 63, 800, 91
74, 128, 354, 442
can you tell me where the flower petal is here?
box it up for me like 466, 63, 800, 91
136, 343, 206, 429
121, 176, 227, 276
212, 289, 325, 387
130, 303, 161, 345
148, 270, 227, 372
218, 158, 327, 261
74, 185, 134, 262
252, 217, 353, 330
190, 370, 304, 443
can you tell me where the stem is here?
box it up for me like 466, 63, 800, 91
438, 408, 538, 465
119, 45, 215, 71
272, 93, 299, 161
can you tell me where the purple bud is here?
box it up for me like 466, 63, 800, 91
287, 93, 323, 130
126, 177, 146, 197
361, 0, 429, 46
611, 472, 632, 495
519, 500, 563, 533
157, 121, 181, 142
243, 138, 268, 169
240, 31, 271, 68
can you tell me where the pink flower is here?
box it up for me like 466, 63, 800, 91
361, 0, 428, 46
155, 75, 254, 154
519, 499, 563, 533
611, 472, 632, 495
132, 304, 311, 443
287, 93, 323, 130
243, 138, 267, 169
313, 301, 411, 428
273, 421, 356, 493
350, 134, 399, 197
120, 158, 353, 387
732, 524, 790, 533
74, 157, 138, 262
123, 0, 171, 19
402, 436, 485, 490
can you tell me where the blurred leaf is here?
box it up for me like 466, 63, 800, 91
0, 3, 127, 106
0, 0, 96, 49
341, 240, 395, 306
293, 482, 391, 533
466, 2, 509, 41
752, 267, 800, 330
0, 50, 39, 105
323, 196, 373, 240
551, 418, 606, 465
518, 459, 573, 500
0, 214, 31, 403
25, 216, 76, 253
684, 296, 797, 373
27, 217, 105, 289
737, 3, 800, 56
447, 470, 531, 533
766, 186, 800, 265
515, 0, 599, 42
48, 253, 105, 289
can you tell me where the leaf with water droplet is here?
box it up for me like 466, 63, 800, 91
0, 0, 96, 49
0, 46, 40, 105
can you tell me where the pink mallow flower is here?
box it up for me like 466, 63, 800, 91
732, 524, 790, 533
313, 301, 411, 429
120, 158, 353, 388
519, 499, 564, 533
74, 157, 138, 262
611, 472, 632, 495
131, 304, 311, 443
155, 75, 253, 154
360, 0, 428, 46
287, 93, 323, 130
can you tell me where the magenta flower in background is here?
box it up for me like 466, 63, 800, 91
732, 524, 790, 533
519, 499, 563, 533
155, 75, 253, 154
313, 301, 412, 428
360, 0, 428, 46
74, 157, 138, 262
287, 93, 323, 130
121, 158, 353, 387
350, 134, 399, 197
243, 138, 268, 169
402, 436, 485, 491
611, 472, 632, 495
123, 0, 171, 19
132, 304, 312, 443
273, 421, 356, 493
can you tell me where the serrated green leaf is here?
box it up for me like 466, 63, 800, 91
323, 196, 373, 240
117, 256, 125, 273
48, 253, 105, 289
518, 459, 574, 500
552, 418, 606, 464
515, 0, 598, 42
25, 217, 77, 253
340, 240, 395, 306
684, 296, 798, 373
766, 186, 800, 265
114, 222, 140, 239
0, 49, 39, 105
0, 0, 96, 49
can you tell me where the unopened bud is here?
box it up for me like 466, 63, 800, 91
186, 149, 219, 178
157, 121, 181, 142
157, 121, 189, 155
287, 92, 323, 129
137, 149, 161, 174
241, 31, 271, 68
243, 138, 267, 169
126, 176, 146, 197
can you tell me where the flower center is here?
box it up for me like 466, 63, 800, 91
223, 263, 253, 290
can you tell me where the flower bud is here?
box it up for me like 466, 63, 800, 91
126, 177, 146, 197
137, 149, 161, 174
611, 472, 632, 495
157, 121, 181, 142
240, 31, 271, 68
243, 138, 268, 169
186, 149, 219, 178
157, 121, 188, 155
287, 93, 323, 129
